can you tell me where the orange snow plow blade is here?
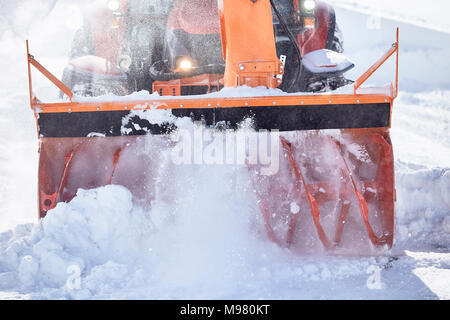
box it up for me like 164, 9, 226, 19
26, 0, 399, 255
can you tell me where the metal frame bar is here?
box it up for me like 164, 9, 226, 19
26, 40, 73, 104
354, 28, 399, 96
26, 28, 399, 115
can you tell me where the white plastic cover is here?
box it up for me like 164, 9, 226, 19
302, 49, 354, 74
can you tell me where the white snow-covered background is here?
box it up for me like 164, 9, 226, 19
0, 0, 449, 299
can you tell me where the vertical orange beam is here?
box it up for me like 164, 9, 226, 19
394, 27, 399, 98
26, 40, 34, 108
219, 0, 282, 88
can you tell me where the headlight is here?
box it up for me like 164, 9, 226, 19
303, 0, 316, 12
177, 58, 193, 71
107, 0, 120, 11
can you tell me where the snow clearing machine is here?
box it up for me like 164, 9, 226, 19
27, 0, 399, 255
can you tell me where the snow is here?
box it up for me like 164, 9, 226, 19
331, 0, 450, 35
1, 182, 440, 299
0, 0, 449, 300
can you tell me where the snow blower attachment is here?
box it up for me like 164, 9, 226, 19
27, 0, 399, 255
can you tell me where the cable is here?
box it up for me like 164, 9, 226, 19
269, 0, 303, 92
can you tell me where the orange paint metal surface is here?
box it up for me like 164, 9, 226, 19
152, 74, 223, 96
218, 0, 283, 88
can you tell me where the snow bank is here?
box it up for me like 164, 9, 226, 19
395, 163, 450, 248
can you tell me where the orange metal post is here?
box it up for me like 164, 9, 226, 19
394, 27, 399, 98
218, 0, 283, 88
26, 40, 34, 107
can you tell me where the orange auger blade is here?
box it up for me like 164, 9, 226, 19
336, 133, 395, 248
280, 137, 332, 250
37, 136, 167, 218
40, 140, 128, 215
39, 141, 84, 216
250, 129, 395, 255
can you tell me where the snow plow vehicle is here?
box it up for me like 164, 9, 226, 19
27, 0, 399, 255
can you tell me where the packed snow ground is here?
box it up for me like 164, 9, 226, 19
332, 0, 450, 34
0, 1, 449, 299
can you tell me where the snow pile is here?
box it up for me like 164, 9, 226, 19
0, 186, 152, 294
395, 164, 450, 248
